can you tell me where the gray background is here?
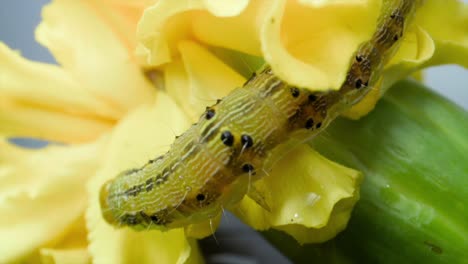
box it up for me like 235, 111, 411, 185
0, 1, 467, 264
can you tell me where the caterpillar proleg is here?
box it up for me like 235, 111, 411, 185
100, 0, 422, 230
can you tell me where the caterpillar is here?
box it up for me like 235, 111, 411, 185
100, 0, 421, 230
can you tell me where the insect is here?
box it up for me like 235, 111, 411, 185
100, 0, 421, 230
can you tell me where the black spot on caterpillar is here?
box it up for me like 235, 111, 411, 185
99, 0, 421, 230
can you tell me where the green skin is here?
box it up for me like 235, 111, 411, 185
99, 0, 421, 231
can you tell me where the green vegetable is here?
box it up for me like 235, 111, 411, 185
263, 79, 468, 263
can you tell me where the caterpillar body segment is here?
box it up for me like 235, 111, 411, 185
340, 0, 422, 106
100, 0, 422, 230
100, 68, 339, 229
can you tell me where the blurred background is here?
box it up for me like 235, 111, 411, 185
1, 1, 467, 264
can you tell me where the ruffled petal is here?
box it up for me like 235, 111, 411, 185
136, 0, 205, 66
36, 0, 156, 113
260, 0, 379, 90
191, 1, 263, 55
0, 96, 113, 143
136, 0, 269, 65
0, 138, 105, 263
86, 93, 202, 263
415, 0, 468, 67
382, 26, 435, 88
174, 40, 245, 120
138, 0, 380, 91
164, 43, 263, 121
0, 43, 119, 120
232, 144, 362, 244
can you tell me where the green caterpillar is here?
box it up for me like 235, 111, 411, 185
100, 0, 421, 230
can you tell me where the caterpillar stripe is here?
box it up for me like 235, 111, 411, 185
100, 0, 422, 230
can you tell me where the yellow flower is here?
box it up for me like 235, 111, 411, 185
1, 1, 202, 263
0, 1, 467, 264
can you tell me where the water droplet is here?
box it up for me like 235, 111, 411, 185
294, 213, 299, 218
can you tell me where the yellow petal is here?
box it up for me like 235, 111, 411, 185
202, 0, 249, 17
163, 58, 192, 117
162, 40, 248, 122
81, 1, 153, 56
40, 249, 90, 264
36, 0, 156, 113
136, 0, 205, 66
415, 0, 468, 67
383, 27, 435, 86
87, 226, 196, 264
178, 40, 245, 120
298, 0, 366, 6
0, 138, 105, 263
86, 93, 202, 263
37, 216, 90, 264
192, 0, 262, 55
233, 144, 362, 244
164, 40, 248, 122
0, 96, 113, 143
258, 0, 379, 90
426, 41, 468, 69
137, 0, 264, 66
185, 213, 222, 239
0, 43, 120, 120
184, 240, 204, 264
